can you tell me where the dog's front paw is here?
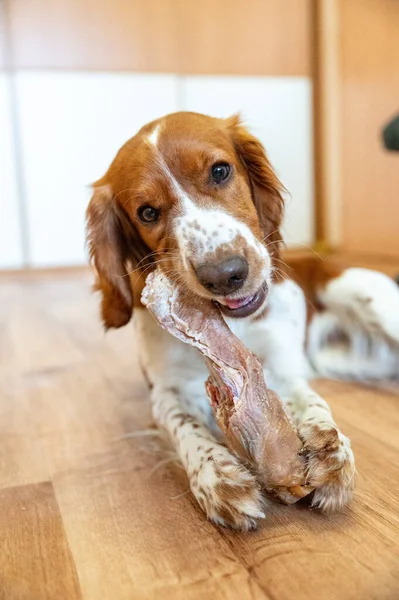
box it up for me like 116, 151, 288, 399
300, 422, 356, 512
190, 448, 266, 531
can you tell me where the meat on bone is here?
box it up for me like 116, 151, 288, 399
141, 269, 313, 503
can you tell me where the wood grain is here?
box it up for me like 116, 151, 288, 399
339, 0, 399, 257
0, 269, 399, 599
312, 0, 342, 247
0, 482, 82, 600
176, 0, 312, 76
223, 379, 399, 600
0, 0, 8, 70
7, 0, 178, 72
6, 0, 311, 75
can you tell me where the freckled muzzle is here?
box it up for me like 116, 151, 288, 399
175, 207, 271, 315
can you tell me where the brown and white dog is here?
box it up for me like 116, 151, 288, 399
86, 111, 399, 530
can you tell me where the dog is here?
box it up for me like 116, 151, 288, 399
86, 111, 399, 530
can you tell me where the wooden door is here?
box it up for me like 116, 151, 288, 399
317, 0, 399, 258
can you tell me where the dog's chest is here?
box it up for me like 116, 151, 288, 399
227, 316, 273, 366
226, 279, 307, 368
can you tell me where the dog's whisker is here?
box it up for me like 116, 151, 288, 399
261, 229, 281, 244
127, 256, 180, 280
283, 240, 326, 261
273, 257, 293, 273
264, 238, 283, 248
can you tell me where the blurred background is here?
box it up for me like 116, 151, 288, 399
0, 0, 398, 271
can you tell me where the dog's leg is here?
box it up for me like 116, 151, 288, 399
136, 310, 265, 530
278, 377, 355, 512
317, 267, 399, 346
308, 310, 399, 381
307, 268, 399, 381
150, 384, 266, 530
249, 279, 356, 512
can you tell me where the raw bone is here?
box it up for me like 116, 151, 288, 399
142, 269, 313, 503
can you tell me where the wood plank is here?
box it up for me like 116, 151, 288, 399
0, 0, 9, 70
0, 275, 148, 488
314, 0, 399, 256
325, 251, 399, 279
0, 275, 261, 599
339, 0, 399, 257
0, 482, 82, 600
219, 380, 399, 600
7, 0, 311, 76
7, 0, 178, 72
54, 456, 265, 600
176, 0, 312, 76
312, 0, 342, 246
1, 271, 399, 599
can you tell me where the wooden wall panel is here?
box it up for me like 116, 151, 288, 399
7, 0, 312, 76
312, 0, 342, 247
7, 0, 178, 72
339, 0, 399, 257
0, 0, 9, 69
176, 0, 312, 76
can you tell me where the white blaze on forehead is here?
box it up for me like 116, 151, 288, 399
147, 124, 160, 147
145, 131, 269, 271
160, 161, 188, 204
147, 137, 190, 204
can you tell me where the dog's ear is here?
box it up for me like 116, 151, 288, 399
86, 183, 146, 329
227, 115, 285, 260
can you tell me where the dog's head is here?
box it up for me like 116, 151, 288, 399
86, 112, 285, 328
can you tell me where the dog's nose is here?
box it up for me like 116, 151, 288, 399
196, 256, 248, 295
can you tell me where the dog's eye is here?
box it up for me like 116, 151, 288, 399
211, 162, 231, 184
138, 205, 160, 223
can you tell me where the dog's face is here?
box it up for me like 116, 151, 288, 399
86, 112, 284, 328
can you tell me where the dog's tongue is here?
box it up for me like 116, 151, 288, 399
223, 296, 251, 310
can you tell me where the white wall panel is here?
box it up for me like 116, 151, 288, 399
15, 72, 179, 267
0, 74, 23, 269
181, 76, 314, 247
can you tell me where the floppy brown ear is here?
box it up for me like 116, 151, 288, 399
228, 115, 285, 260
86, 183, 143, 329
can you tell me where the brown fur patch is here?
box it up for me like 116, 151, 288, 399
86, 112, 286, 329
304, 425, 340, 453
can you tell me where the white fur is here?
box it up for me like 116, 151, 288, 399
150, 140, 272, 289
135, 275, 358, 528
308, 268, 399, 381
133, 140, 397, 528
135, 308, 265, 530
230, 279, 355, 511
318, 268, 399, 343
150, 147, 270, 273
175, 197, 270, 271
228, 278, 309, 385
147, 124, 160, 147
97, 123, 399, 528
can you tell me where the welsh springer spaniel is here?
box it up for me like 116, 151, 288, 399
86, 112, 399, 530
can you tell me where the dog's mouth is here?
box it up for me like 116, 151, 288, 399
216, 282, 268, 318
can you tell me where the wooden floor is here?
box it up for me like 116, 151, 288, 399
1, 270, 399, 600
